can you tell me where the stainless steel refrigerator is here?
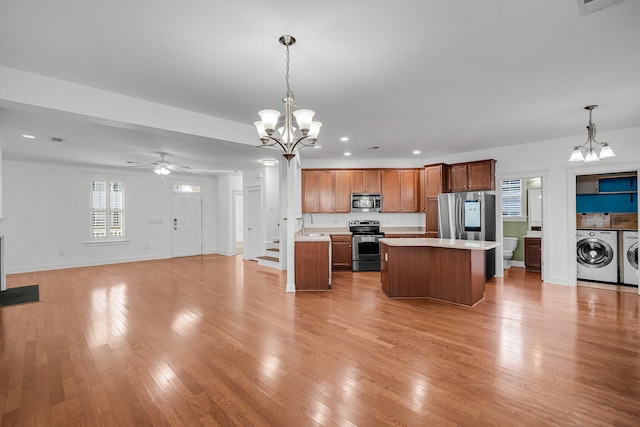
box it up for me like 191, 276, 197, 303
438, 191, 496, 280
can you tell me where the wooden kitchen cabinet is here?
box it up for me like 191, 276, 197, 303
302, 170, 336, 213
334, 171, 351, 213
524, 237, 542, 272
425, 198, 439, 237
302, 170, 319, 213
424, 163, 448, 237
351, 169, 381, 193
331, 235, 352, 270
295, 240, 330, 290
447, 159, 496, 192
382, 169, 420, 212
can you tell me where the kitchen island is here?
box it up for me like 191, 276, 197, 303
379, 238, 500, 306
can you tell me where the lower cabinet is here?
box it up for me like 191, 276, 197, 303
331, 235, 352, 270
524, 237, 542, 272
295, 241, 330, 290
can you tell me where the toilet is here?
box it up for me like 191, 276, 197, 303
503, 237, 519, 269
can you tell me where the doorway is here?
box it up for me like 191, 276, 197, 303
233, 191, 244, 255
500, 176, 544, 278
245, 186, 262, 261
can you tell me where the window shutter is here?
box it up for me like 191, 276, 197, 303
501, 179, 522, 217
90, 179, 125, 239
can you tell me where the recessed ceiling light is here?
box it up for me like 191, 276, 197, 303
261, 159, 277, 166
340, 137, 349, 142
344, 152, 351, 156
314, 144, 322, 149
413, 150, 421, 155
22, 134, 35, 139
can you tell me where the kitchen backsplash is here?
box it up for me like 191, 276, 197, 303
305, 212, 424, 228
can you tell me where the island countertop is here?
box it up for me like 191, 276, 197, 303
379, 238, 500, 250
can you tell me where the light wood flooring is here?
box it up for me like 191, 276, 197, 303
1, 256, 639, 426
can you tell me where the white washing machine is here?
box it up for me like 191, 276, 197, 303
576, 229, 618, 283
622, 231, 638, 286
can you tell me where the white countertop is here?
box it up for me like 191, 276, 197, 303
294, 233, 331, 242
379, 238, 500, 250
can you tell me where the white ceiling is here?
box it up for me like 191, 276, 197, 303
1, 0, 639, 171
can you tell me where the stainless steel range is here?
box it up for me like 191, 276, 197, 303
350, 220, 385, 271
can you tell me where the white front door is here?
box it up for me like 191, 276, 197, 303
246, 187, 262, 260
172, 193, 202, 257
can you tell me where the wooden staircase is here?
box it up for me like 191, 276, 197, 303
257, 238, 282, 269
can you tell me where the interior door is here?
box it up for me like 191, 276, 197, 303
246, 187, 262, 261
172, 193, 202, 257
233, 191, 244, 255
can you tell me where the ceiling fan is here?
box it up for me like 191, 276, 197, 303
126, 152, 237, 176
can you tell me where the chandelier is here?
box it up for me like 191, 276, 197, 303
569, 105, 616, 162
254, 35, 322, 164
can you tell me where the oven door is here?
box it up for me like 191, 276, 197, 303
352, 235, 382, 271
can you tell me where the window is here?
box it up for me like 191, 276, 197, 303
174, 184, 201, 193
90, 179, 125, 239
501, 179, 525, 220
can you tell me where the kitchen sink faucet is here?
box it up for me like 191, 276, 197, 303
302, 213, 314, 235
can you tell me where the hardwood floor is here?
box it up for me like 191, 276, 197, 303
1, 257, 639, 426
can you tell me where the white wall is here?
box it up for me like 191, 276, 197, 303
3, 159, 227, 273
309, 212, 423, 229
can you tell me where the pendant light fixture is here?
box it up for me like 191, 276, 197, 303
569, 105, 616, 162
255, 35, 322, 164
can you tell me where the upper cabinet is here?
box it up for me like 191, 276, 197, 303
302, 169, 375, 213
381, 169, 420, 213
425, 163, 449, 197
447, 159, 496, 192
351, 170, 381, 193
424, 163, 449, 237
334, 171, 351, 213
302, 170, 336, 213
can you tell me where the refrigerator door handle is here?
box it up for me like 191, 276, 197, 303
456, 197, 462, 239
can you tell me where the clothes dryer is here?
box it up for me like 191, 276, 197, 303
622, 231, 638, 286
576, 229, 618, 283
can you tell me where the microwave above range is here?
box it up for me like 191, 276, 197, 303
351, 193, 382, 213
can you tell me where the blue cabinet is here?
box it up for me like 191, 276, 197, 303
576, 173, 637, 213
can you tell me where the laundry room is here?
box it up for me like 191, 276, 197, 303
576, 171, 638, 288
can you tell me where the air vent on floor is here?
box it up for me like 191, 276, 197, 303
576, 0, 627, 16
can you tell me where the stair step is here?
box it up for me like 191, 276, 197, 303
257, 255, 279, 262
266, 248, 280, 253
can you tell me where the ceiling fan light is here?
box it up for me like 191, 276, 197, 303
598, 143, 615, 159
569, 146, 585, 162
584, 149, 599, 162
154, 165, 171, 175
